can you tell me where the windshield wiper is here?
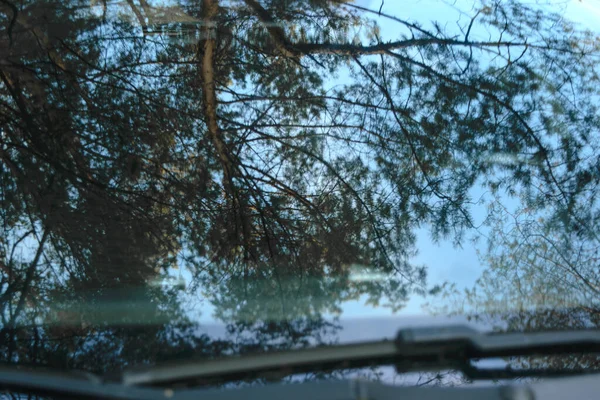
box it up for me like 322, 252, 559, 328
0, 366, 167, 400
4, 325, 599, 398
5, 369, 600, 400
121, 325, 600, 386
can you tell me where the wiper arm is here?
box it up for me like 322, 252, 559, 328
121, 325, 600, 386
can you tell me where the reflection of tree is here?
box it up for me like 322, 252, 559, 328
437, 198, 600, 375
1, 0, 600, 380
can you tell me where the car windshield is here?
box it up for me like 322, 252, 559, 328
2, 0, 600, 387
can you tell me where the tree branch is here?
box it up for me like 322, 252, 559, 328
242, 0, 300, 58
0, 0, 18, 47
125, 0, 148, 34
295, 38, 532, 56
198, 0, 254, 261
7, 228, 49, 330
239, 0, 575, 61
198, 0, 236, 195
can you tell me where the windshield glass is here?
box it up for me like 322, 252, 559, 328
2, 0, 600, 386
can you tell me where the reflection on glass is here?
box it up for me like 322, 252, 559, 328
1, 0, 600, 389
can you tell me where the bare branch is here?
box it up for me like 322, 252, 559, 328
6, 228, 49, 330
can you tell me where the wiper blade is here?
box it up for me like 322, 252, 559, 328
0, 366, 169, 400
5, 369, 600, 400
121, 325, 600, 386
